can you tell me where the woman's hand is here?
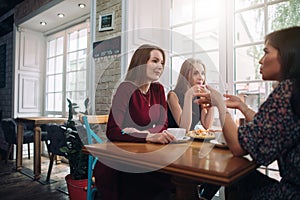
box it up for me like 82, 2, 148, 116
122, 127, 150, 134
224, 94, 255, 121
146, 131, 176, 144
223, 94, 244, 110
185, 85, 202, 97
194, 85, 224, 108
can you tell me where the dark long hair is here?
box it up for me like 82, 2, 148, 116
124, 44, 165, 85
265, 26, 300, 118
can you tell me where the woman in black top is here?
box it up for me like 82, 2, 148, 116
167, 58, 214, 131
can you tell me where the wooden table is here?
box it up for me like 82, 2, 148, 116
84, 141, 257, 194
16, 117, 66, 180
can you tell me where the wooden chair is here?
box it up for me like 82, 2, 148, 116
79, 115, 108, 200
44, 124, 67, 182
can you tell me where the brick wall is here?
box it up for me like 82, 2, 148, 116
14, 0, 56, 24
94, 0, 122, 115
0, 32, 13, 119
0, 32, 13, 151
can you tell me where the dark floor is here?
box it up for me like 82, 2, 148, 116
0, 156, 70, 200
0, 155, 278, 200
0, 155, 224, 200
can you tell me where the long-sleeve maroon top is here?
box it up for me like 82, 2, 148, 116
106, 81, 168, 142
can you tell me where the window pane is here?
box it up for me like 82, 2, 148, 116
66, 72, 77, 91
67, 52, 77, 71
172, 0, 193, 25
78, 29, 87, 49
268, 1, 300, 33
172, 24, 193, 54
170, 56, 186, 89
78, 50, 86, 70
47, 58, 55, 74
77, 71, 86, 90
47, 75, 54, 92
54, 74, 62, 92
195, 0, 220, 20
46, 93, 54, 110
195, 19, 219, 51
54, 93, 62, 111
78, 49, 86, 60
235, 44, 264, 81
48, 40, 55, 57
56, 37, 64, 55
55, 56, 63, 73
235, 0, 264, 10
68, 31, 78, 52
235, 8, 265, 44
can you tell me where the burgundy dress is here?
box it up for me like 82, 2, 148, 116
94, 81, 174, 200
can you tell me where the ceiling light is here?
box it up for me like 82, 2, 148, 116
78, 3, 86, 8
57, 13, 65, 18
40, 21, 47, 26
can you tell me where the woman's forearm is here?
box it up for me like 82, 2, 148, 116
221, 110, 247, 156
179, 95, 193, 131
238, 103, 256, 121
201, 107, 214, 129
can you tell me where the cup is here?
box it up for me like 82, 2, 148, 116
167, 128, 186, 140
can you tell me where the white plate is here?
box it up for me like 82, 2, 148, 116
209, 140, 228, 148
172, 136, 191, 143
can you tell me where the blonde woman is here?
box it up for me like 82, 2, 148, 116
167, 58, 214, 131
167, 58, 219, 199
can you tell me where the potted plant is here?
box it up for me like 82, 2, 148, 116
59, 98, 89, 200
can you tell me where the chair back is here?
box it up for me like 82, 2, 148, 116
44, 124, 67, 156
1, 118, 17, 144
79, 114, 108, 200
80, 115, 109, 144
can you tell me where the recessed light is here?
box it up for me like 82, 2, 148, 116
40, 21, 47, 26
57, 13, 65, 18
78, 3, 86, 8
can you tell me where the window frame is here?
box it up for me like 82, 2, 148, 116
45, 22, 89, 117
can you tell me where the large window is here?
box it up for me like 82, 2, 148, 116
170, 0, 300, 118
233, 0, 300, 114
170, 0, 223, 92
45, 23, 89, 116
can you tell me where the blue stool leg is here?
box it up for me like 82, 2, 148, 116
87, 155, 94, 200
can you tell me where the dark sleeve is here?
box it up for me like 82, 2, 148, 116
238, 80, 300, 166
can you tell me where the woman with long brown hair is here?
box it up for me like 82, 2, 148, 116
94, 44, 176, 200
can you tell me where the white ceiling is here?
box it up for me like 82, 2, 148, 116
19, 0, 90, 34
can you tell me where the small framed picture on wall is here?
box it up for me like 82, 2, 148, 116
99, 12, 114, 31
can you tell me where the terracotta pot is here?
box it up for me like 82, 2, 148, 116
65, 174, 88, 200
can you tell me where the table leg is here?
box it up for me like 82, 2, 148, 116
16, 123, 24, 171
33, 125, 42, 180
171, 176, 199, 200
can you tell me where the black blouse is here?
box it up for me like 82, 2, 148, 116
167, 91, 201, 131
